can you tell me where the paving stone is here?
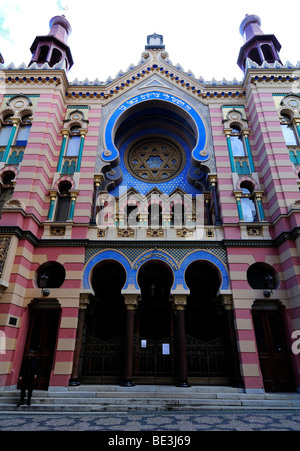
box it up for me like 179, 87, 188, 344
0, 411, 300, 431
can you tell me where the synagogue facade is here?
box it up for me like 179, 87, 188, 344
0, 14, 299, 393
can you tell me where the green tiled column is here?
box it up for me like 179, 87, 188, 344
57, 130, 69, 173
3, 119, 20, 162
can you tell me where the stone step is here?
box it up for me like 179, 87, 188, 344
1, 386, 299, 413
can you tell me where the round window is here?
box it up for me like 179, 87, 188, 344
125, 137, 186, 183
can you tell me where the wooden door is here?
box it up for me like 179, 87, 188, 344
252, 309, 294, 392
25, 308, 60, 390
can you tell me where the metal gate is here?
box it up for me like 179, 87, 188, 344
79, 334, 125, 383
186, 335, 230, 384
133, 335, 175, 384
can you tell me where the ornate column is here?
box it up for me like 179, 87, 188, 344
57, 129, 69, 173
207, 173, 221, 225
47, 190, 57, 221
293, 117, 300, 141
68, 190, 79, 221
3, 118, 20, 162
224, 129, 236, 172
233, 190, 244, 220
76, 129, 87, 172
255, 190, 265, 221
242, 129, 255, 173
90, 174, 103, 225
173, 294, 190, 387
222, 294, 243, 387
69, 293, 90, 386
121, 295, 138, 387
204, 192, 211, 225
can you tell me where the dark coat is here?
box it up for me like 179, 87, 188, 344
19, 356, 38, 381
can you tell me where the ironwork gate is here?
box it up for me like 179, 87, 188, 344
133, 335, 175, 383
186, 335, 230, 384
80, 334, 125, 383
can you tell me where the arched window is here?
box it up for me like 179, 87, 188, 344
281, 113, 298, 146
54, 181, 72, 222
230, 125, 245, 156
240, 181, 258, 222
148, 204, 162, 227
0, 114, 13, 147
15, 115, 32, 146
66, 126, 81, 157
170, 202, 184, 227
37, 45, 49, 63
248, 47, 262, 66
261, 44, 274, 63
50, 48, 62, 67
0, 171, 15, 211
125, 204, 140, 227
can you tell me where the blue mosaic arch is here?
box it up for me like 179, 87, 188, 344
133, 249, 178, 290
177, 250, 230, 291
83, 249, 229, 293
83, 250, 134, 291
102, 91, 208, 168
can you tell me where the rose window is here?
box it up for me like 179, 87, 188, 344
125, 138, 185, 183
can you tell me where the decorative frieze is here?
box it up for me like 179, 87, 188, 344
117, 229, 135, 238
146, 228, 164, 238
50, 226, 66, 237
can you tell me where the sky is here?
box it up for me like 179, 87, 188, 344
0, 0, 300, 84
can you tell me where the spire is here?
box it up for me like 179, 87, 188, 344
29, 15, 73, 71
237, 14, 282, 74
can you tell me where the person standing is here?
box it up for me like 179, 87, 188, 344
17, 349, 38, 407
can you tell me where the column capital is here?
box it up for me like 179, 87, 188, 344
70, 190, 79, 201
224, 128, 232, 137
49, 190, 57, 200
254, 190, 264, 201
94, 173, 104, 185
292, 116, 300, 126
12, 118, 21, 127
124, 294, 139, 310
79, 128, 88, 137
172, 293, 187, 310
233, 190, 243, 199
79, 293, 90, 309
207, 173, 218, 185
61, 129, 70, 137
222, 294, 233, 310
241, 128, 251, 137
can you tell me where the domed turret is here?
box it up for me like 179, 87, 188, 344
237, 14, 282, 74
29, 15, 73, 71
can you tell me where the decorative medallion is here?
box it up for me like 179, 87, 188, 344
125, 137, 186, 183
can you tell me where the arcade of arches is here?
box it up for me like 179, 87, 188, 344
76, 259, 242, 387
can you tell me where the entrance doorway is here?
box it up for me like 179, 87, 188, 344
80, 260, 127, 383
252, 303, 295, 392
23, 300, 61, 390
135, 260, 174, 383
185, 261, 232, 384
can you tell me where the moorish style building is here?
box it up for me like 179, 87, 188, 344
0, 14, 299, 394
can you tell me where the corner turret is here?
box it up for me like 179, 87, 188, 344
29, 15, 73, 71
237, 14, 282, 73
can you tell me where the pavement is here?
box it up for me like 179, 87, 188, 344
0, 410, 300, 431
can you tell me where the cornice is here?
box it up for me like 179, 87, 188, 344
1, 57, 300, 104
1, 225, 300, 249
